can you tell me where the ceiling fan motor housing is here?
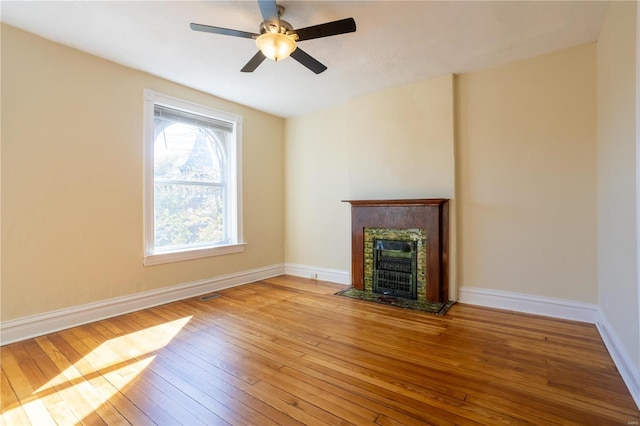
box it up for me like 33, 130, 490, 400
259, 20, 297, 38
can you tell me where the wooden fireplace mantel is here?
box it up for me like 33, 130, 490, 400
343, 199, 449, 303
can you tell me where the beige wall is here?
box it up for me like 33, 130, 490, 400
284, 104, 351, 272
597, 1, 639, 365
1, 24, 284, 321
285, 75, 456, 290
455, 43, 598, 302
345, 75, 455, 200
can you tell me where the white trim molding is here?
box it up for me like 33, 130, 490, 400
1, 264, 285, 346
596, 310, 640, 408
458, 287, 599, 323
285, 263, 350, 285
144, 243, 247, 266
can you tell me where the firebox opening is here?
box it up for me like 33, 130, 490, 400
373, 239, 418, 300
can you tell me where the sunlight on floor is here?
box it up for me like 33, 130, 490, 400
3, 316, 192, 424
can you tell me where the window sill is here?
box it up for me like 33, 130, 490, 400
144, 243, 246, 266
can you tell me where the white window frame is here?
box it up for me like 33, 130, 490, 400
143, 89, 244, 266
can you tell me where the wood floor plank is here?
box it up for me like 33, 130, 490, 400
174, 306, 458, 424
101, 317, 279, 425
49, 329, 156, 425
25, 336, 116, 426
102, 313, 302, 426
2, 275, 639, 425
63, 321, 210, 426
281, 348, 469, 425
0, 368, 32, 426
0, 347, 58, 425
198, 308, 472, 424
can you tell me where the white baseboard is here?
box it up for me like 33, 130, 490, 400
0, 264, 285, 345
285, 263, 350, 285
596, 310, 640, 409
458, 287, 598, 323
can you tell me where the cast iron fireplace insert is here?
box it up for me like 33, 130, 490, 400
372, 239, 418, 299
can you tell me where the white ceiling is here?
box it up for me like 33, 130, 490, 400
1, 1, 609, 118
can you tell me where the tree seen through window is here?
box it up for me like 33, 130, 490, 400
153, 121, 227, 250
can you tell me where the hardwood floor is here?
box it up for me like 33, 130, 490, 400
2, 275, 638, 425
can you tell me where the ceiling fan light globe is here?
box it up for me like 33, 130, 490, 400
256, 32, 297, 61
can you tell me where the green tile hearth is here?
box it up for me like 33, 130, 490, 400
335, 287, 455, 316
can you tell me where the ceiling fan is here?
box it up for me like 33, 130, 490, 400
190, 0, 356, 74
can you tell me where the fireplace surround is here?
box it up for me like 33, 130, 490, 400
344, 199, 449, 303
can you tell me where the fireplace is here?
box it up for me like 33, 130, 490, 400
344, 199, 449, 303
373, 239, 418, 299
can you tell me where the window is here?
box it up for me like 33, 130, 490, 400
143, 90, 244, 265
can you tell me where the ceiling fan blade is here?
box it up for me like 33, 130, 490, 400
190, 23, 257, 39
258, 0, 280, 27
290, 48, 327, 74
241, 51, 267, 73
294, 18, 356, 42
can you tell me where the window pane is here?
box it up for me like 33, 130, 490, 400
154, 123, 222, 182
144, 90, 242, 262
154, 183, 224, 249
